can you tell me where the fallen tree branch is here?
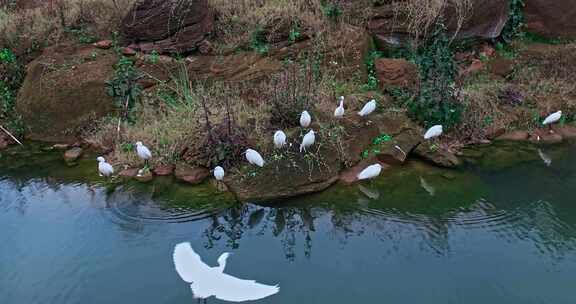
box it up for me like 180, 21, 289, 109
0, 124, 23, 146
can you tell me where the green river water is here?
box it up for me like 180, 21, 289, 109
1, 142, 575, 303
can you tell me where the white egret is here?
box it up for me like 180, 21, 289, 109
273, 130, 286, 149
173, 242, 279, 303
419, 176, 435, 196
538, 149, 552, 167
542, 110, 562, 132
424, 125, 443, 140
358, 99, 376, 117
300, 111, 311, 128
300, 130, 315, 152
135, 141, 152, 165
97, 157, 114, 177
214, 166, 225, 180
334, 96, 344, 118
357, 164, 382, 180
245, 149, 265, 167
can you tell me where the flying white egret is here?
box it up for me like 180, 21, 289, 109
424, 125, 443, 140
135, 141, 152, 165
542, 110, 562, 132
538, 149, 552, 167
245, 149, 265, 167
300, 130, 315, 152
357, 164, 382, 180
97, 157, 114, 177
334, 96, 345, 118
214, 166, 225, 181
273, 130, 286, 149
300, 111, 311, 128
358, 99, 376, 117
173, 242, 279, 303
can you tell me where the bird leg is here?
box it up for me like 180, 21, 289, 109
548, 124, 554, 134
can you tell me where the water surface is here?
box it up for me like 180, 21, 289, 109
1, 143, 575, 303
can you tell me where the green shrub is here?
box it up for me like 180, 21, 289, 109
106, 57, 143, 123
502, 0, 525, 42
406, 22, 462, 128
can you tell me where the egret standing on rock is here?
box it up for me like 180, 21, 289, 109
334, 96, 345, 118
300, 111, 311, 128
173, 242, 280, 303
543, 110, 562, 132
357, 164, 382, 180
97, 157, 114, 177
245, 149, 265, 167
300, 130, 315, 152
358, 99, 376, 117
273, 130, 287, 149
214, 166, 225, 181
424, 125, 443, 140
135, 141, 152, 166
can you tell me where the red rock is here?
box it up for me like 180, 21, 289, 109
52, 144, 70, 150
93, 40, 113, 49
63, 147, 83, 163
153, 164, 175, 176
495, 130, 529, 142
339, 159, 390, 186
485, 127, 506, 139
479, 44, 496, 58
529, 129, 563, 144
557, 126, 576, 139
374, 58, 418, 90
461, 59, 485, 76
175, 165, 210, 185
119, 168, 139, 177
524, 0, 576, 39
489, 58, 515, 77
122, 47, 137, 56
120, 0, 213, 54
135, 170, 154, 182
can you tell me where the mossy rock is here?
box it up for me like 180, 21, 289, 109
16, 43, 117, 142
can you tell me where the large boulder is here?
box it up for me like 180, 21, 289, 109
374, 58, 418, 90
368, 0, 509, 49
524, 0, 576, 39
225, 131, 342, 202
120, 0, 213, 54
16, 44, 116, 142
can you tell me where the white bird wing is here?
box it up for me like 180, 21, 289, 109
543, 112, 561, 125
209, 273, 279, 302
357, 165, 378, 180
173, 242, 212, 283
423, 125, 440, 139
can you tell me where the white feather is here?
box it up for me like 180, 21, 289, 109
173, 242, 279, 302
300, 130, 315, 152
97, 157, 114, 177
135, 141, 152, 160
213, 166, 225, 181
424, 125, 443, 140
542, 111, 562, 125
334, 96, 345, 118
358, 99, 376, 117
273, 131, 286, 149
357, 164, 382, 180
245, 149, 265, 167
300, 111, 311, 128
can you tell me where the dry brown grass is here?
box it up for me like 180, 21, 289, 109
390, 0, 473, 45
209, 0, 325, 52
0, 0, 135, 55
